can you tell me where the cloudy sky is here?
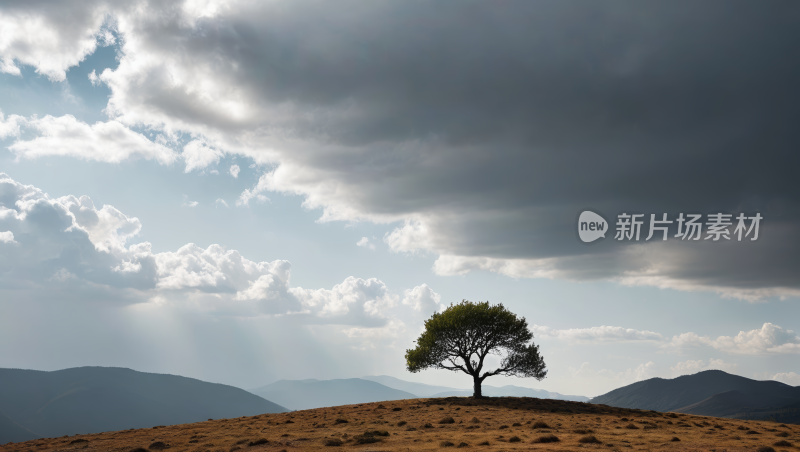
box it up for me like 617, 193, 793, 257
0, 0, 798, 397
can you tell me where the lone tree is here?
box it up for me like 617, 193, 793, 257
405, 300, 546, 398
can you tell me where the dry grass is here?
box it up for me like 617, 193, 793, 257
1, 396, 798, 452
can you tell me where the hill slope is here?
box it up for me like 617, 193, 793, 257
679, 390, 800, 423
0, 367, 287, 443
2, 396, 798, 450
591, 370, 800, 421
250, 378, 417, 410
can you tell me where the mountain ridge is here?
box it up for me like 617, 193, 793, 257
249, 378, 418, 411
359, 375, 463, 397
361, 375, 590, 402
591, 370, 800, 423
0, 366, 287, 443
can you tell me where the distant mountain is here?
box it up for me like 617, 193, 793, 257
361, 375, 462, 397
0, 411, 39, 443
0, 367, 287, 444
363, 375, 590, 402
591, 370, 800, 423
250, 378, 417, 410
431, 384, 591, 402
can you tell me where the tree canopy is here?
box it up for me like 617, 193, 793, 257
405, 300, 546, 397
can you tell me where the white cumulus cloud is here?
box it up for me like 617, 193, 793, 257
0, 173, 404, 326
7, 115, 177, 164
670, 358, 736, 376
0, 111, 22, 139
183, 140, 223, 173
664, 323, 800, 355
0, 1, 110, 81
401, 284, 441, 313
356, 237, 375, 250
533, 325, 664, 342
290, 276, 398, 321
88, 69, 100, 86
771, 372, 800, 386
384, 220, 432, 254
182, 196, 199, 207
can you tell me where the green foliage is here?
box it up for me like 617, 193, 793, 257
405, 300, 546, 393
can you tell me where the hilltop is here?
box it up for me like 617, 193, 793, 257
2, 396, 798, 451
429, 384, 589, 402
249, 376, 589, 410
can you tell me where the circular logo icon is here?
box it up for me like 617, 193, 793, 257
578, 211, 608, 243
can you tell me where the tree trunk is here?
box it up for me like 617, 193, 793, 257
473, 377, 482, 398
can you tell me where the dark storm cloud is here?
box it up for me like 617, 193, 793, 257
4, 0, 799, 297
210, 1, 798, 295
180, 1, 800, 207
